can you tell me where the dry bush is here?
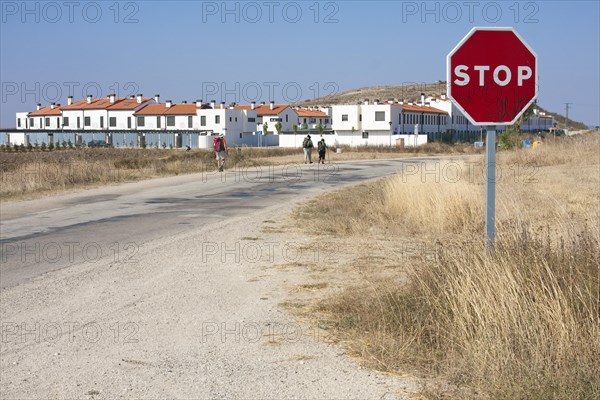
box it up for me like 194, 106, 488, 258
499, 131, 600, 167
301, 131, 600, 399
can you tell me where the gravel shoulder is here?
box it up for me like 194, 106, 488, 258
0, 180, 421, 399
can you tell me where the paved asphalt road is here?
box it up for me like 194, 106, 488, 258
0, 157, 449, 290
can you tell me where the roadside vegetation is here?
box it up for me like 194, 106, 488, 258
293, 131, 599, 399
0, 142, 478, 201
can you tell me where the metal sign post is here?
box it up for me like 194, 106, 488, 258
484, 126, 496, 253
447, 27, 538, 252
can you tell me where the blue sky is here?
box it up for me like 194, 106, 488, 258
1, 0, 599, 127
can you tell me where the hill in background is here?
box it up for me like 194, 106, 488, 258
294, 82, 588, 130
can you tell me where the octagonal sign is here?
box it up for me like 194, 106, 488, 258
447, 27, 538, 125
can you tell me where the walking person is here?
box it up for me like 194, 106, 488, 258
213, 133, 228, 171
302, 134, 314, 164
317, 138, 327, 164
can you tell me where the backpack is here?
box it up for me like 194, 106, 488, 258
214, 137, 225, 151
303, 137, 312, 149
318, 141, 325, 152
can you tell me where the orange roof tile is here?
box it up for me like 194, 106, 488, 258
61, 97, 151, 110
254, 104, 290, 116
296, 109, 328, 118
107, 98, 152, 110
401, 104, 447, 114
164, 104, 198, 115
134, 103, 197, 116
28, 106, 63, 116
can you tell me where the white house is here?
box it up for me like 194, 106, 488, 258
133, 100, 198, 130
249, 102, 297, 133
107, 95, 158, 130
331, 100, 438, 146
295, 107, 331, 129
26, 103, 63, 130
61, 94, 153, 131
16, 111, 30, 130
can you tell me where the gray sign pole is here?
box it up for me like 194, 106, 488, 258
485, 126, 496, 253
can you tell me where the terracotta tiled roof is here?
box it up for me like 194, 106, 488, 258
28, 106, 63, 116
296, 109, 328, 118
134, 103, 197, 116
164, 104, 198, 115
255, 104, 290, 116
401, 104, 447, 114
107, 98, 152, 110
61, 97, 151, 110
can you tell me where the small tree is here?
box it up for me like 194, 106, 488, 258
62, 140, 67, 148
48, 142, 54, 151
55, 141, 61, 150
292, 123, 298, 136
263, 122, 268, 135
274, 122, 282, 135
317, 123, 324, 136
67, 139, 74, 149
302, 122, 308, 130
162, 141, 167, 149
499, 103, 537, 149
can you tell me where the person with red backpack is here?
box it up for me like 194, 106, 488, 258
213, 133, 228, 172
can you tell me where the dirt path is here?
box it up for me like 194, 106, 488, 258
1, 191, 421, 398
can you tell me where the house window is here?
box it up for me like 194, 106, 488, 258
84, 116, 91, 126
63, 117, 69, 127
127, 117, 131, 129
157, 116, 161, 128
45, 117, 50, 126
215, 115, 220, 124
109, 117, 117, 127
167, 116, 175, 127
137, 116, 145, 127
77, 117, 80, 128
325, 118, 329, 123
303, 118, 307, 123
286, 114, 288, 122
17, 119, 21, 127
375, 111, 385, 121
188, 116, 193, 128
235, 117, 238, 122
30, 118, 34, 127
57, 117, 60, 127
342, 114, 348, 122
201, 116, 206, 126
229, 117, 232, 122
248, 117, 255, 123
362, 131, 369, 139
100, 116, 104, 128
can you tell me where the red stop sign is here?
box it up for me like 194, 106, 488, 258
447, 27, 538, 125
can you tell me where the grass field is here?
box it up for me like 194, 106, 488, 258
293, 131, 600, 399
0, 142, 478, 201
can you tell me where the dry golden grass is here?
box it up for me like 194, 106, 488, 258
294, 131, 600, 399
0, 143, 476, 201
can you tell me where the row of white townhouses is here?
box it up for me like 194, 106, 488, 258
12, 93, 555, 148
